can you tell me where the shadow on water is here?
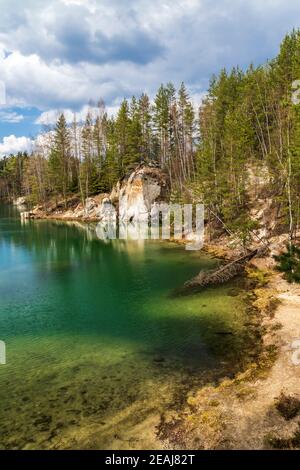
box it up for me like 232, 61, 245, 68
0, 204, 259, 449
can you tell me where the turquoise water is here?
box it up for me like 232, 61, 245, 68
0, 204, 254, 449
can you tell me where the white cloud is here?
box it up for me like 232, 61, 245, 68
0, 111, 24, 123
36, 104, 103, 125
35, 100, 127, 126
0, 135, 33, 157
0, 0, 299, 114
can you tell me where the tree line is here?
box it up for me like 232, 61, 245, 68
0, 82, 195, 203
195, 29, 300, 241
1, 30, 300, 240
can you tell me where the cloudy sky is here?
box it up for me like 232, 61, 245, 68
0, 0, 300, 156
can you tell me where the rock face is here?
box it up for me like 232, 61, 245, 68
247, 165, 277, 239
31, 165, 170, 222
13, 196, 28, 209
113, 166, 170, 222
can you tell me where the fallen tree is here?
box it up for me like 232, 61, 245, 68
176, 249, 259, 295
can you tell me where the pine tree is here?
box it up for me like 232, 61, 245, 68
138, 93, 153, 161
48, 113, 72, 205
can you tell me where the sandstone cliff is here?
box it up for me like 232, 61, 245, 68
28, 165, 170, 222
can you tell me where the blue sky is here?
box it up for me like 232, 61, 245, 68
0, 0, 300, 156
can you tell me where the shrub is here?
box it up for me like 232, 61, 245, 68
275, 393, 300, 421
274, 244, 300, 283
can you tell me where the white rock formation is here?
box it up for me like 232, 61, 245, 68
30, 165, 170, 222
116, 166, 169, 223
13, 196, 27, 208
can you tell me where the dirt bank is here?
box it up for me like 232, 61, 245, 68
159, 270, 300, 450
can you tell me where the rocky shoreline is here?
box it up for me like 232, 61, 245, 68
19, 165, 170, 224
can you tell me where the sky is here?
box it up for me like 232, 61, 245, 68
0, 0, 300, 157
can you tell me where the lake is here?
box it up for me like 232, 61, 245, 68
0, 204, 255, 449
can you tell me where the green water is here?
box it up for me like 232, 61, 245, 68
0, 204, 255, 449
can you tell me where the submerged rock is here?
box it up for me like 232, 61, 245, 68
153, 356, 166, 363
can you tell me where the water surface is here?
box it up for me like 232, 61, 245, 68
0, 204, 253, 449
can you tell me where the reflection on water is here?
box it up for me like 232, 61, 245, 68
0, 204, 257, 449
